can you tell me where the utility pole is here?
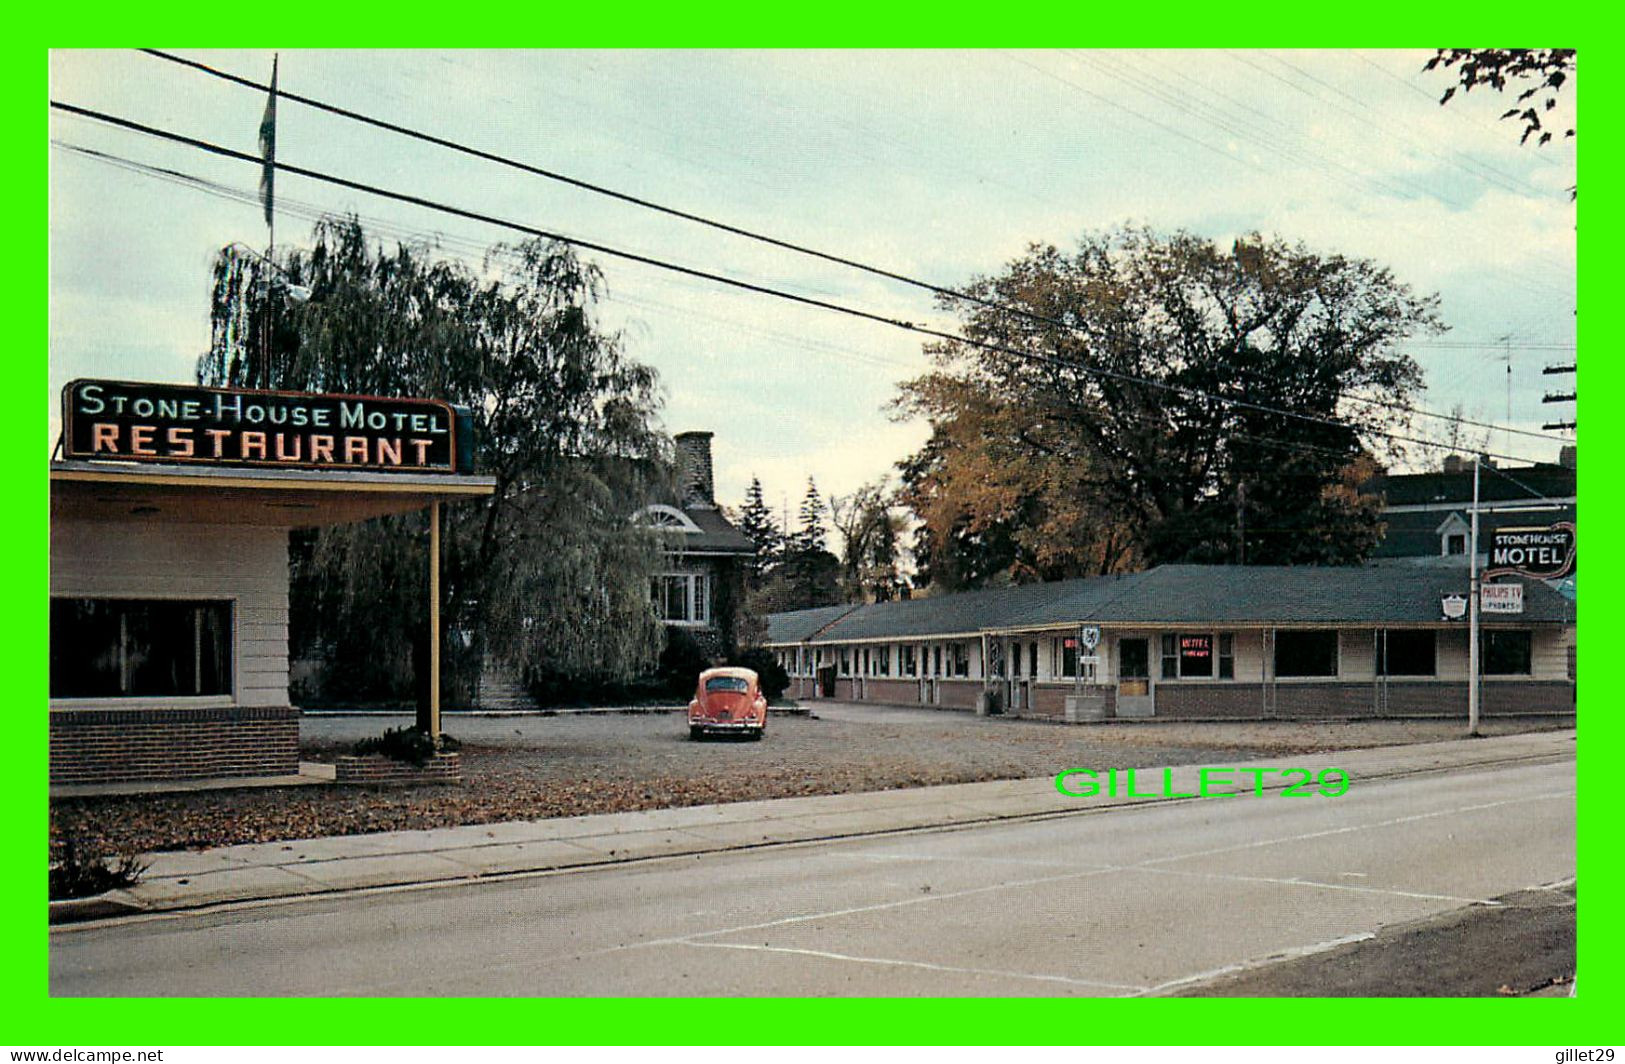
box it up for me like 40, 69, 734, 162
1468, 455, 1481, 737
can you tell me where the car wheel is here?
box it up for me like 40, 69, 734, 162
689, 726, 704, 740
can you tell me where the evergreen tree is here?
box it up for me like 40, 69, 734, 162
735, 476, 782, 586
794, 477, 828, 555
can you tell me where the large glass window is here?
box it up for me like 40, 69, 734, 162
1482, 630, 1533, 675
1275, 630, 1338, 677
1378, 630, 1437, 676
652, 573, 709, 625
51, 598, 232, 698
950, 642, 969, 677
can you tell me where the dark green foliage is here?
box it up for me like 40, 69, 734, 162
49, 838, 147, 900
735, 477, 782, 586
352, 725, 446, 767
658, 627, 713, 700
730, 647, 790, 701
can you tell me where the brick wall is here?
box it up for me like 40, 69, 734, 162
936, 680, 982, 710
335, 752, 461, 785
862, 678, 920, 704
50, 706, 300, 784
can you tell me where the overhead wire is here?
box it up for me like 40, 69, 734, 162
132, 50, 1571, 445
49, 97, 1565, 469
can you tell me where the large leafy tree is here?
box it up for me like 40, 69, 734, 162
202, 216, 670, 709
894, 228, 1440, 590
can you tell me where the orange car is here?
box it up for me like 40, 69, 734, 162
688, 666, 768, 740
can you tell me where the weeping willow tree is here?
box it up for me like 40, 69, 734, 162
201, 216, 670, 707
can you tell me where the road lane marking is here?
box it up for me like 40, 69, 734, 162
1132, 865, 1500, 906
682, 940, 1146, 992
1137, 790, 1574, 866
1132, 931, 1376, 997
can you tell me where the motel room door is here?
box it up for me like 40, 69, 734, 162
1117, 637, 1155, 717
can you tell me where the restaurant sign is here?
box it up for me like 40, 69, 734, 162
62, 380, 472, 474
1484, 523, 1575, 580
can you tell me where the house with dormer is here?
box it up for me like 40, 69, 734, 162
632, 431, 756, 658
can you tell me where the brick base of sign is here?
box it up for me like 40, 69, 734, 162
335, 752, 462, 785
49, 706, 300, 785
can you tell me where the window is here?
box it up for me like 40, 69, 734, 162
1179, 634, 1214, 678
1445, 533, 1467, 556
950, 642, 969, 677
651, 573, 709, 625
1378, 630, 1436, 676
879, 646, 891, 676
51, 598, 232, 699
1029, 643, 1039, 679
1482, 630, 1532, 675
840, 648, 851, 676
901, 645, 917, 677
1156, 632, 1231, 679
1010, 642, 1021, 677
1275, 630, 1338, 677
705, 676, 750, 693
933, 645, 942, 676
1054, 637, 1078, 678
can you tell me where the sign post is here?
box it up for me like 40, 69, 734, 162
1468, 457, 1481, 737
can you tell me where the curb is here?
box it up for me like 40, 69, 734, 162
48, 890, 146, 925
53, 732, 1573, 925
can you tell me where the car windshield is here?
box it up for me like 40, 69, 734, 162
704, 676, 750, 693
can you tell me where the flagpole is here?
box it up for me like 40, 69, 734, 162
259, 53, 279, 390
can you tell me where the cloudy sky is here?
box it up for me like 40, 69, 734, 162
49, 49, 1577, 514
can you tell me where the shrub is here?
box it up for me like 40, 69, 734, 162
730, 647, 790, 701
50, 838, 147, 901
352, 725, 452, 767
658, 627, 712, 699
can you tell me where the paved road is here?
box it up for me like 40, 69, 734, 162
51, 755, 1573, 997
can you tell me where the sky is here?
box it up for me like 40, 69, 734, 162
48, 49, 1577, 518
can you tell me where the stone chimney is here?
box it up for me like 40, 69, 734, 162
1559, 445, 1577, 469
674, 431, 716, 509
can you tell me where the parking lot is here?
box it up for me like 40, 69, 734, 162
53, 703, 1569, 858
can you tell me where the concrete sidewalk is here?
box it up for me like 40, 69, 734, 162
53, 729, 1575, 923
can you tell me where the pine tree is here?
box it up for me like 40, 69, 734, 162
736, 476, 782, 585
795, 477, 828, 555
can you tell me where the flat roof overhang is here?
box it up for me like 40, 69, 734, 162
51, 460, 496, 528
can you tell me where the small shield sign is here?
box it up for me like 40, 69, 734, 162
1441, 593, 1468, 621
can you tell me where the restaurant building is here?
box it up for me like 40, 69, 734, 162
49, 380, 495, 784
764, 564, 1575, 721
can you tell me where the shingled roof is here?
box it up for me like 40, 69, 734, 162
763, 564, 1574, 644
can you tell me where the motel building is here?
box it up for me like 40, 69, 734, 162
764, 564, 1576, 721
49, 379, 494, 785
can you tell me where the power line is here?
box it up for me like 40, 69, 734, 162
133, 50, 1572, 445
62, 134, 1545, 464
50, 97, 1562, 468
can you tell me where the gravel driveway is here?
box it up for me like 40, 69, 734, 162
52, 704, 1569, 858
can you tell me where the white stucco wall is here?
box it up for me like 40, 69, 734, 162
50, 519, 290, 708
